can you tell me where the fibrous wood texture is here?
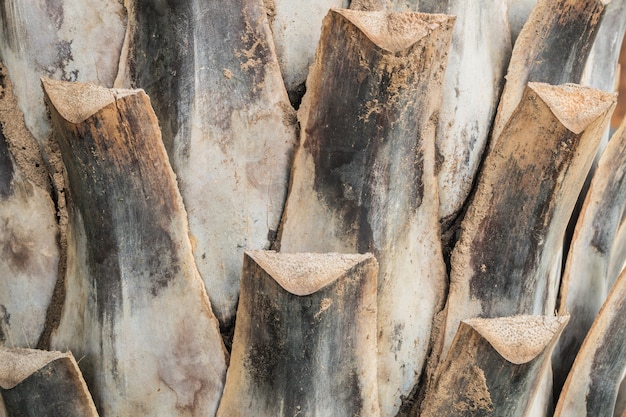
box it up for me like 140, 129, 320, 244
118, 0, 298, 329
277, 9, 453, 417
554, 117, 626, 400
491, 0, 608, 144
439, 82, 615, 362
0, 64, 58, 349
0, 347, 99, 417
0, 0, 126, 144
217, 251, 379, 417
582, 0, 626, 93
43, 79, 227, 417
267, 0, 349, 101
555, 267, 626, 416
418, 0, 511, 224
421, 315, 569, 417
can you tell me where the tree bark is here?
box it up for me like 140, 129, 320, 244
0, 64, 59, 349
276, 9, 453, 416
554, 117, 626, 402
439, 82, 615, 363
117, 0, 298, 329
43, 79, 227, 417
0, 347, 99, 417
421, 315, 569, 417
0, 0, 126, 145
267, 1, 349, 103
491, 0, 608, 145
555, 267, 626, 416
418, 0, 511, 226
217, 251, 379, 417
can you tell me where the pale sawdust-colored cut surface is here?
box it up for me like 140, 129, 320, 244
529, 82, 617, 134
464, 315, 570, 364
246, 251, 375, 296
333, 9, 446, 53
0, 347, 69, 389
41, 78, 140, 124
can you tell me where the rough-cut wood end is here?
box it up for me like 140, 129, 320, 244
331, 8, 454, 53
464, 315, 570, 364
41, 78, 141, 124
528, 82, 617, 134
245, 251, 377, 296
0, 347, 75, 389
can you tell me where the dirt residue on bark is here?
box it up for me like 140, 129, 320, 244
0, 64, 49, 191
0, 62, 68, 350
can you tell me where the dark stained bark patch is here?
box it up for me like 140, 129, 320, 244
1, 357, 97, 417
0, 127, 14, 198
128, 0, 195, 155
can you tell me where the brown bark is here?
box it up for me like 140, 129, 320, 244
217, 251, 379, 417
417, 0, 511, 226
43, 79, 227, 417
118, 0, 298, 330
421, 315, 569, 417
439, 82, 615, 364
0, 64, 59, 349
491, 0, 608, 145
555, 267, 626, 416
0, 347, 99, 417
276, 9, 453, 416
554, 117, 626, 409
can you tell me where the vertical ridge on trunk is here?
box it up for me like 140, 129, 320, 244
0, 64, 59, 349
217, 251, 379, 417
276, 9, 453, 416
554, 118, 626, 400
267, 0, 349, 104
555, 267, 626, 416
421, 315, 569, 417
118, 0, 298, 329
0, 0, 126, 145
417, 0, 511, 225
0, 347, 99, 417
43, 79, 227, 417
439, 82, 615, 363
491, 0, 608, 145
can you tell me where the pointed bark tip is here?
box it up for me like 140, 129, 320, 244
463, 315, 570, 364
528, 82, 616, 134
0, 347, 71, 389
245, 251, 377, 296
331, 8, 455, 53
41, 78, 143, 124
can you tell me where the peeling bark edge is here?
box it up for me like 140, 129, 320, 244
0, 347, 99, 417
421, 315, 569, 417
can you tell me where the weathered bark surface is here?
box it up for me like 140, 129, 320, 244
582, 0, 626, 92
581, 0, 626, 161
417, 0, 511, 224
491, 0, 608, 144
267, 0, 349, 102
217, 251, 379, 417
350, 0, 511, 225
507, 0, 537, 43
439, 83, 615, 362
0, 0, 126, 144
555, 267, 626, 417
43, 80, 227, 417
0, 64, 59, 349
421, 315, 568, 417
554, 120, 626, 401
0, 347, 99, 417
118, 0, 298, 328
277, 9, 452, 416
